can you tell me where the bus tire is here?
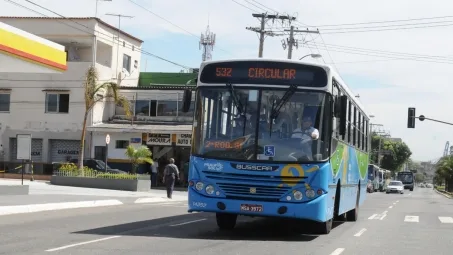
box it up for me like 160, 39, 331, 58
315, 219, 333, 235
346, 184, 360, 222
216, 213, 237, 230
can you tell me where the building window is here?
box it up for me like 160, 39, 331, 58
123, 54, 131, 72
157, 100, 178, 116
115, 140, 129, 149
0, 93, 10, 112
45, 93, 69, 113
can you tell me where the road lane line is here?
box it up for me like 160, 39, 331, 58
169, 218, 207, 227
389, 206, 393, 209
330, 248, 345, 255
368, 214, 377, 219
404, 215, 419, 222
393, 202, 397, 205
396, 200, 399, 203
354, 228, 367, 237
379, 214, 387, 220
438, 217, 453, 223
46, 236, 120, 252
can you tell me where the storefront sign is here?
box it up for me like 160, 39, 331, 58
57, 149, 79, 155
130, 138, 141, 144
31, 151, 41, 156
147, 134, 171, 146
176, 134, 192, 146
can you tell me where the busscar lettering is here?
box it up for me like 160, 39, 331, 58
215, 67, 232, 77
248, 68, 296, 80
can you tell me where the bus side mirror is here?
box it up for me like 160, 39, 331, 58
339, 95, 347, 136
181, 89, 192, 113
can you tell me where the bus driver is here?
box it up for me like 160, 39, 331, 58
291, 116, 319, 160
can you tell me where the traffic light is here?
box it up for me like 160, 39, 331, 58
407, 107, 416, 128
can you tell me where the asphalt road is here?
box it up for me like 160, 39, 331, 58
0, 187, 451, 255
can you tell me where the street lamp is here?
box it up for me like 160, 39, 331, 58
299, 54, 322, 60
95, 0, 112, 17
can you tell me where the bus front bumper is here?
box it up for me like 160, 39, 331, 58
187, 191, 328, 222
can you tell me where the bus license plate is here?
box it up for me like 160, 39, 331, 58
240, 204, 263, 212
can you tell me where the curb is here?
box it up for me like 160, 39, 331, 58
435, 189, 453, 199
0, 199, 123, 216
134, 197, 187, 204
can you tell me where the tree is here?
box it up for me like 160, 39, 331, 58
435, 155, 453, 191
77, 66, 131, 174
371, 134, 412, 172
125, 145, 153, 174
415, 173, 425, 183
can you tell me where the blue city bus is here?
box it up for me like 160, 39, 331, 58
368, 164, 380, 192
180, 59, 371, 234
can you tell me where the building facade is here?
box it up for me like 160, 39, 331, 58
87, 71, 196, 175
0, 17, 143, 174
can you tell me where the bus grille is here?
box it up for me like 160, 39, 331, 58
202, 170, 305, 201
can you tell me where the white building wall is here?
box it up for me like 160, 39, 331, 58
91, 132, 143, 159
0, 17, 142, 164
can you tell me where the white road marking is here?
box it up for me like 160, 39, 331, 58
389, 206, 393, 209
45, 236, 120, 252
404, 215, 419, 222
438, 217, 453, 223
368, 214, 377, 220
379, 214, 387, 220
396, 200, 399, 203
408, 193, 412, 196
169, 218, 207, 227
330, 248, 345, 255
393, 202, 397, 205
354, 228, 367, 237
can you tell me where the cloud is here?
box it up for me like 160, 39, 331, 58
2, 0, 453, 161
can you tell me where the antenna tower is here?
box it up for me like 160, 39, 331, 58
199, 25, 216, 61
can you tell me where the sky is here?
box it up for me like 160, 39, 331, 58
2, 0, 453, 162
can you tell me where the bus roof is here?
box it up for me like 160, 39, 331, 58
198, 58, 368, 115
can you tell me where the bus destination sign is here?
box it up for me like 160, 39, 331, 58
199, 61, 327, 86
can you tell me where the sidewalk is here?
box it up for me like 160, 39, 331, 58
0, 179, 188, 216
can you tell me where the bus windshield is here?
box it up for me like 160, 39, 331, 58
397, 173, 413, 183
192, 87, 331, 162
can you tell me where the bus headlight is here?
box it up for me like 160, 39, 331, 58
305, 189, 315, 198
205, 185, 215, 195
195, 182, 204, 191
293, 191, 303, 200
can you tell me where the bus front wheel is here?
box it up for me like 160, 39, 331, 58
216, 213, 237, 230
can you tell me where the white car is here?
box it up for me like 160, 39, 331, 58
386, 181, 404, 194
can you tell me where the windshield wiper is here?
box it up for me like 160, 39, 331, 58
226, 83, 245, 117
268, 84, 298, 137
270, 84, 298, 120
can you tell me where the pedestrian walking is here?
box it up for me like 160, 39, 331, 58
150, 159, 158, 188
163, 158, 179, 199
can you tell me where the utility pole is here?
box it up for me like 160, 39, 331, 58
284, 26, 319, 59
246, 13, 296, 58
106, 13, 133, 81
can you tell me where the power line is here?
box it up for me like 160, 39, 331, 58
127, 0, 235, 57
246, 13, 296, 57
310, 15, 453, 28
6, 0, 190, 69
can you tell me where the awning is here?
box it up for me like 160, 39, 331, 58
86, 123, 192, 134
0, 22, 67, 73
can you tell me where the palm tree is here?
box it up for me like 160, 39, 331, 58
125, 145, 154, 174
77, 66, 131, 174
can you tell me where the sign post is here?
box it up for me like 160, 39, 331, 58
16, 134, 32, 185
105, 134, 110, 172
